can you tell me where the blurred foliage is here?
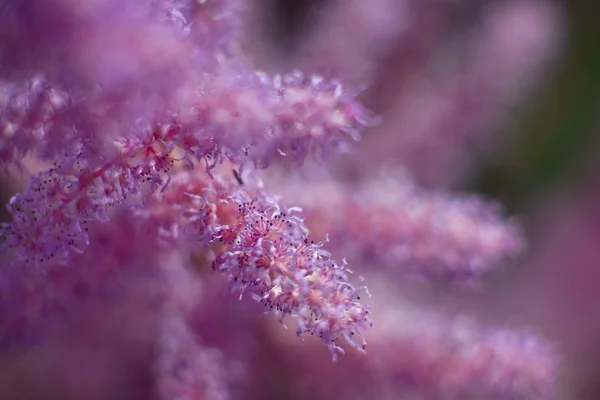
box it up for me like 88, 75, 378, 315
474, 0, 600, 213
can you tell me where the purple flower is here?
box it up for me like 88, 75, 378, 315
0, 1, 563, 399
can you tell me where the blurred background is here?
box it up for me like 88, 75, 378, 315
251, 0, 599, 210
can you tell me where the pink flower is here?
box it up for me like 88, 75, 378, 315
265, 168, 524, 283
0, 0, 564, 398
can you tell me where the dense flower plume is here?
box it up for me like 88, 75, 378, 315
257, 286, 557, 400
266, 169, 524, 282
0, 71, 368, 268
139, 165, 373, 356
0, 0, 565, 399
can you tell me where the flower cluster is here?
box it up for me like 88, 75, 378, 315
266, 169, 524, 283
257, 291, 557, 400
140, 164, 373, 356
0, 0, 563, 399
0, 68, 368, 268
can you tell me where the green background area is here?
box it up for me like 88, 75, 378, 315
474, 0, 600, 212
